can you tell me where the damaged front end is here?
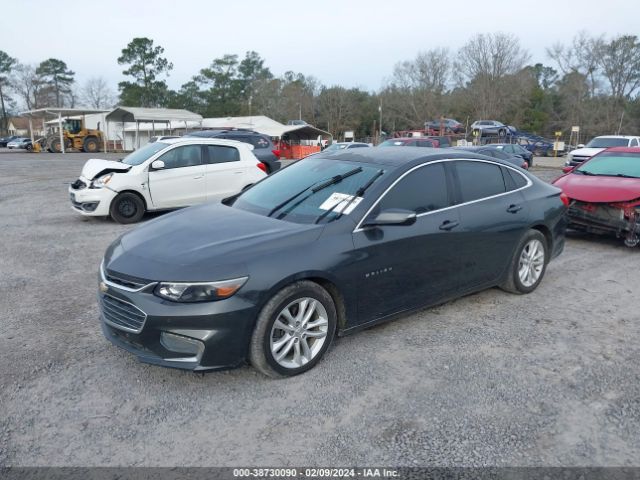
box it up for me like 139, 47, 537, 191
568, 199, 640, 247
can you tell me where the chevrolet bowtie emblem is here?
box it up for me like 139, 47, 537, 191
99, 282, 109, 293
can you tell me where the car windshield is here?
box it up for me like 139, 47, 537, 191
575, 152, 640, 178
324, 144, 349, 152
121, 142, 171, 166
232, 158, 386, 224
585, 137, 629, 148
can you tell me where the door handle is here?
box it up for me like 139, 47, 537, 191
439, 220, 459, 231
507, 204, 523, 213
234, 171, 244, 174
193, 175, 204, 179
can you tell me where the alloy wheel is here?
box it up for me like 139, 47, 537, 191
518, 239, 545, 287
269, 297, 329, 369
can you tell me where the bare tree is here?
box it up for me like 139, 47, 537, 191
10, 63, 46, 110
81, 77, 117, 108
382, 48, 451, 127
455, 33, 530, 119
547, 31, 604, 96
597, 35, 640, 100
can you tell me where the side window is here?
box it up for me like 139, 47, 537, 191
377, 163, 449, 214
406, 141, 418, 147
507, 168, 528, 189
455, 161, 506, 202
206, 145, 240, 164
157, 145, 202, 169
417, 140, 433, 147
480, 149, 498, 158
630, 138, 639, 147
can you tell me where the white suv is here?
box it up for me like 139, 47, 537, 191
69, 138, 267, 223
566, 135, 640, 166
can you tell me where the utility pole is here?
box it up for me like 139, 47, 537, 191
378, 102, 382, 145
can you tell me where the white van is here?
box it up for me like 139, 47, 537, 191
69, 138, 267, 223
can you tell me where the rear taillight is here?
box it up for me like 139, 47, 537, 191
560, 192, 570, 207
272, 149, 281, 158
257, 162, 267, 173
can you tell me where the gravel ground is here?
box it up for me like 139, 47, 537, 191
1, 151, 639, 467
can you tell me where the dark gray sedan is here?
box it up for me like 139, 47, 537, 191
99, 148, 567, 377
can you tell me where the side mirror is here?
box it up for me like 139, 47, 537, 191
577, 144, 585, 149
151, 160, 165, 170
562, 166, 574, 174
363, 209, 417, 227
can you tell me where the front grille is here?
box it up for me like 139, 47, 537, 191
71, 179, 87, 190
105, 270, 150, 290
100, 295, 147, 333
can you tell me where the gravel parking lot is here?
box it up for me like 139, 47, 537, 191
1, 150, 639, 467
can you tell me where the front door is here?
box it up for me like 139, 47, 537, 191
148, 145, 206, 208
351, 162, 462, 323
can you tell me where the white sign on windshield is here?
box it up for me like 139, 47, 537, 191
319, 192, 363, 215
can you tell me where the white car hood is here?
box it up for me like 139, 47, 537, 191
81, 158, 131, 180
569, 147, 604, 158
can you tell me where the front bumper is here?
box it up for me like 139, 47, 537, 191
69, 184, 115, 216
98, 268, 258, 371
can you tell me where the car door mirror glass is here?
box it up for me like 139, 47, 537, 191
151, 160, 165, 170
363, 209, 417, 227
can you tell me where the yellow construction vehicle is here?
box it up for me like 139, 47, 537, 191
45, 118, 104, 153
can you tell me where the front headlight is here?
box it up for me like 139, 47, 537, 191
91, 173, 114, 188
154, 277, 248, 303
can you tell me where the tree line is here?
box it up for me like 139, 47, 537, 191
1, 32, 640, 140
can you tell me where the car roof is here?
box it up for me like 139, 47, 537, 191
593, 135, 639, 139
157, 137, 254, 149
313, 145, 514, 167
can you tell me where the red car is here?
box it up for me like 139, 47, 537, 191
552, 147, 640, 247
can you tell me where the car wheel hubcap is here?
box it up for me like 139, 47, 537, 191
119, 200, 136, 217
270, 297, 328, 369
518, 239, 545, 287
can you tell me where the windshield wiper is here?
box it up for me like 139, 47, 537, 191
314, 169, 384, 224
614, 173, 640, 178
267, 167, 363, 218
576, 170, 597, 175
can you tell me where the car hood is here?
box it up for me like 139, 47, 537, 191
569, 147, 604, 158
105, 203, 323, 281
553, 174, 640, 203
81, 158, 131, 180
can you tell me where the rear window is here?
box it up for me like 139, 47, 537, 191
206, 145, 240, 164
241, 135, 270, 149
455, 161, 506, 202
585, 137, 630, 148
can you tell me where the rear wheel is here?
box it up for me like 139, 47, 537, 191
498, 128, 507, 137
83, 136, 99, 153
500, 230, 548, 294
109, 192, 145, 224
249, 281, 337, 378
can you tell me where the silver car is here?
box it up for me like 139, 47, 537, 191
471, 120, 510, 137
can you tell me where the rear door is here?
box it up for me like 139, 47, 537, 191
204, 144, 250, 202
352, 162, 462, 322
148, 144, 206, 208
451, 160, 530, 290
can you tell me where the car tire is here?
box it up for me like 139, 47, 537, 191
249, 280, 337, 378
472, 129, 481, 138
109, 192, 145, 224
500, 229, 548, 294
498, 128, 507, 137
26, 144, 33, 151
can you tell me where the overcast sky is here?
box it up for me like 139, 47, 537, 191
1, 0, 638, 94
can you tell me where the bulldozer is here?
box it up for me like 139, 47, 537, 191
45, 118, 104, 153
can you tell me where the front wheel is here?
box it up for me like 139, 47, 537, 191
500, 230, 548, 294
249, 281, 337, 378
109, 192, 145, 224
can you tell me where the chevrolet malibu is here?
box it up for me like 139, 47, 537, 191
100, 148, 567, 377
69, 138, 267, 223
